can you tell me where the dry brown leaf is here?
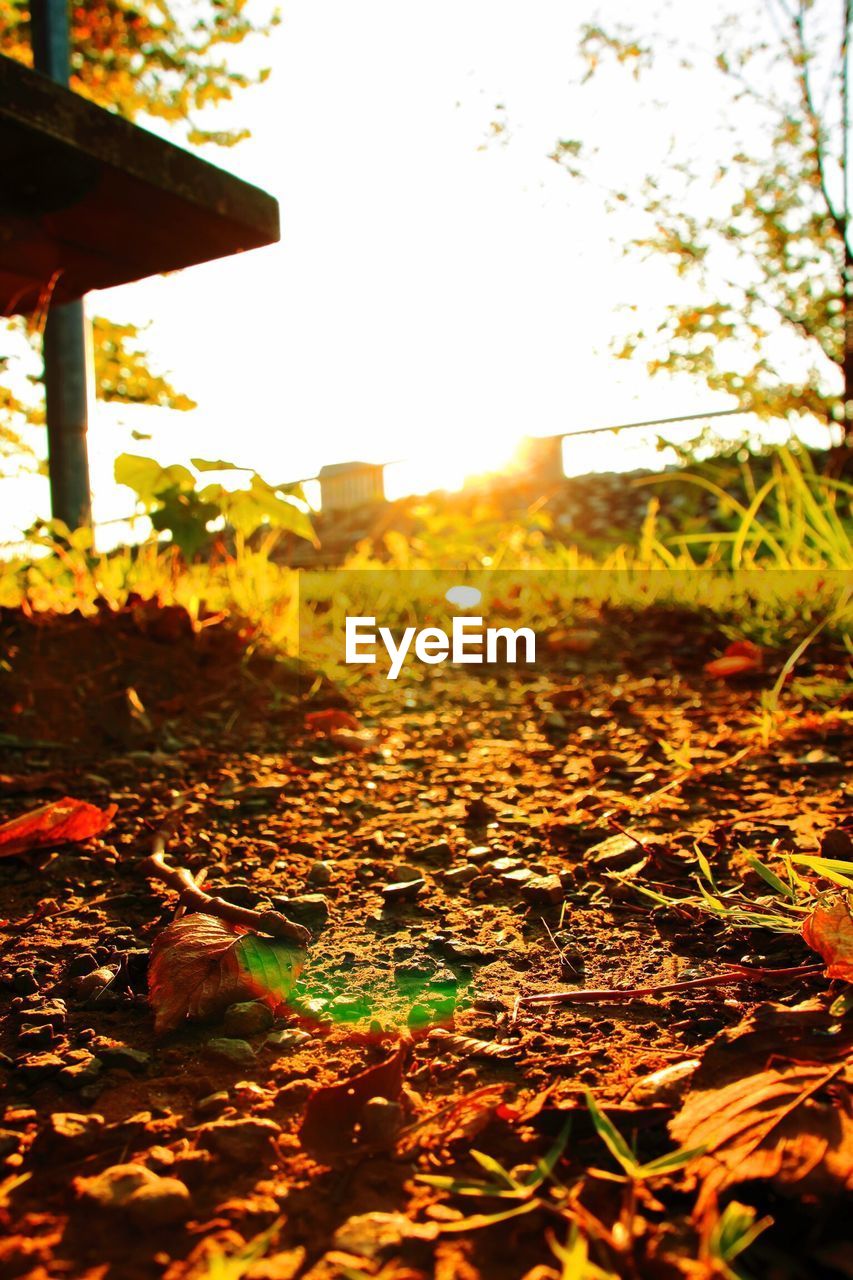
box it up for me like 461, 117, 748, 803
670, 1000, 853, 1207
802, 894, 853, 982
299, 1042, 411, 1153
0, 796, 117, 859
147, 913, 304, 1034
427, 1029, 519, 1060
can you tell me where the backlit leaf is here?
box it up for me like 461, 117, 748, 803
670, 1000, 853, 1206
802, 894, 853, 981
704, 640, 763, 678
148, 913, 304, 1034
0, 796, 117, 859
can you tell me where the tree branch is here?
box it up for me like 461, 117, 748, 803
791, 1, 848, 247
144, 849, 311, 947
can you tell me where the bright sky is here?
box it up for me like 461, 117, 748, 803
1, 0, 837, 544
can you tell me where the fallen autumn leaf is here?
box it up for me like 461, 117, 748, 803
299, 1041, 411, 1153
670, 1000, 853, 1207
704, 639, 763, 679
802, 894, 853, 982
0, 796, 117, 859
148, 912, 305, 1034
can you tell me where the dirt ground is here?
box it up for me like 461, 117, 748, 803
0, 600, 850, 1280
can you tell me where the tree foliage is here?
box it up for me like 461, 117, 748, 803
555, 1, 852, 451
0, 0, 277, 145
0, 316, 196, 477
93, 319, 197, 412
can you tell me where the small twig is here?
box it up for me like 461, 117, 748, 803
541, 916, 579, 977
606, 817, 648, 850
144, 848, 310, 947
513, 963, 824, 1017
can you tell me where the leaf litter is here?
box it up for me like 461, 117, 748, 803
0, 598, 850, 1279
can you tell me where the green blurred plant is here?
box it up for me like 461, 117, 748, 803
114, 454, 316, 559
641, 448, 852, 569
615, 843, 853, 935
705, 1201, 773, 1280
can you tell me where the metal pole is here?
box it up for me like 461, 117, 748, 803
30, 0, 92, 529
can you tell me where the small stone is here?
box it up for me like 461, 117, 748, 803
382, 878, 425, 903
274, 894, 330, 926
297, 997, 329, 1021
199, 1117, 281, 1162
585, 833, 644, 870
126, 1177, 192, 1227
194, 1091, 230, 1117
204, 1037, 256, 1066
501, 867, 534, 888
72, 968, 117, 1001
57, 1055, 103, 1090
241, 1248, 306, 1280
13, 999, 67, 1029
443, 864, 479, 886
328, 994, 369, 1020
441, 941, 492, 965
394, 955, 436, 983
77, 1162, 154, 1206
266, 1029, 310, 1051
359, 1096, 402, 1146
333, 1211, 431, 1259
473, 995, 507, 1012
416, 841, 453, 863
65, 953, 98, 979
427, 967, 458, 990
89, 1039, 150, 1070
466, 846, 492, 862
388, 863, 421, 883
521, 874, 564, 905
36, 1111, 104, 1154
0, 1129, 22, 1157
306, 861, 333, 885
820, 828, 853, 859
11, 971, 38, 996
629, 1059, 701, 1106
17, 1024, 55, 1049
77, 1163, 191, 1225
277, 1077, 314, 1104
488, 857, 521, 874
223, 1000, 274, 1038
15, 1052, 64, 1082
215, 883, 258, 907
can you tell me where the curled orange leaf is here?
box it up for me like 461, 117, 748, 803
0, 796, 117, 859
802, 895, 853, 982
704, 639, 763, 679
